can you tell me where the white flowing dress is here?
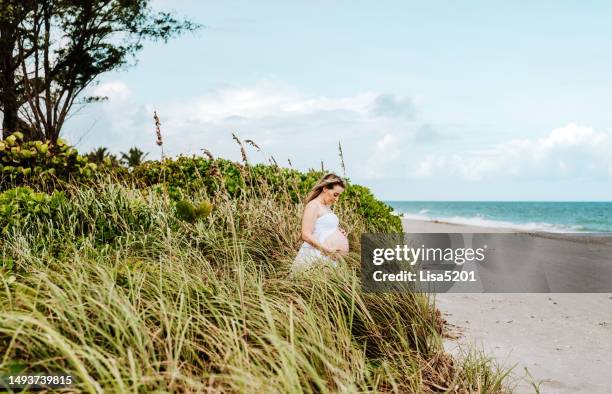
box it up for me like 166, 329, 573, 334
292, 211, 339, 270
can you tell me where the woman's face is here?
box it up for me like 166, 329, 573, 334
322, 184, 344, 205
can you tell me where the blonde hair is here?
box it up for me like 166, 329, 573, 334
305, 173, 346, 204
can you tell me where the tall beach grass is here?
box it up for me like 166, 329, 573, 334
0, 170, 512, 393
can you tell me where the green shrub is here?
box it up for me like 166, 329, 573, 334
0, 186, 67, 234
0, 132, 401, 233
194, 199, 213, 218
175, 199, 196, 223
152, 183, 185, 202
342, 184, 402, 232
132, 156, 244, 196
175, 198, 213, 223
0, 184, 159, 247
0, 132, 119, 189
131, 156, 401, 232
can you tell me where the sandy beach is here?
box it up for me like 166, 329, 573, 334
403, 218, 612, 393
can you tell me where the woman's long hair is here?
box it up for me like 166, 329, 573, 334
304, 173, 346, 204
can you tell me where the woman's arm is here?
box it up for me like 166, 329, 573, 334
301, 203, 333, 253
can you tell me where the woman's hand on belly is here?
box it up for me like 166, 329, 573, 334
323, 229, 349, 253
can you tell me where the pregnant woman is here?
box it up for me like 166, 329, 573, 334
292, 173, 349, 270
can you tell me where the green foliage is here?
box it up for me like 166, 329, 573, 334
132, 156, 401, 232
175, 198, 213, 223
0, 184, 158, 247
85, 146, 120, 167
0, 135, 400, 233
0, 1, 200, 141
195, 199, 213, 218
0, 256, 14, 270
175, 199, 196, 223
120, 147, 149, 167
0, 132, 98, 187
0, 186, 67, 234
64, 186, 159, 245
0, 178, 510, 393
132, 156, 243, 196
152, 184, 185, 202
343, 184, 402, 232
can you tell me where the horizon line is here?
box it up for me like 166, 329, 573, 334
383, 200, 612, 203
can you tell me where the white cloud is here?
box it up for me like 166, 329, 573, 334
163, 80, 380, 126
408, 123, 612, 181
370, 94, 417, 119
364, 133, 402, 178
93, 81, 131, 102
68, 80, 150, 154
118, 80, 433, 168
68, 78, 612, 186
68, 79, 439, 173
66, 78, 612, 193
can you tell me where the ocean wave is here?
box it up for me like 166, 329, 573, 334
400, 213, 585, 233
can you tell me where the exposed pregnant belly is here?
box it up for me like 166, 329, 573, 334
322, 229, 349, 253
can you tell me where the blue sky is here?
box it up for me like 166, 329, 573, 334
65, 1, 612, 200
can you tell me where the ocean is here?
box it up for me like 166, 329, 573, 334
385, 201, 612, 233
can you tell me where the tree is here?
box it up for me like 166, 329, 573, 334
85, 146, 118, 167
0, 0, 199, 142
120, 147, 148, 167
0, 1, 35, 137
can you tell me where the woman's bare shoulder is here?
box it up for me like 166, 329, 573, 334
304, 199, 322, 213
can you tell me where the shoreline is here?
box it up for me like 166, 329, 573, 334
401, 217, 612, 393
397, 211, 612, 234
402, 217, 518, 233
403, 217, 612, 245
